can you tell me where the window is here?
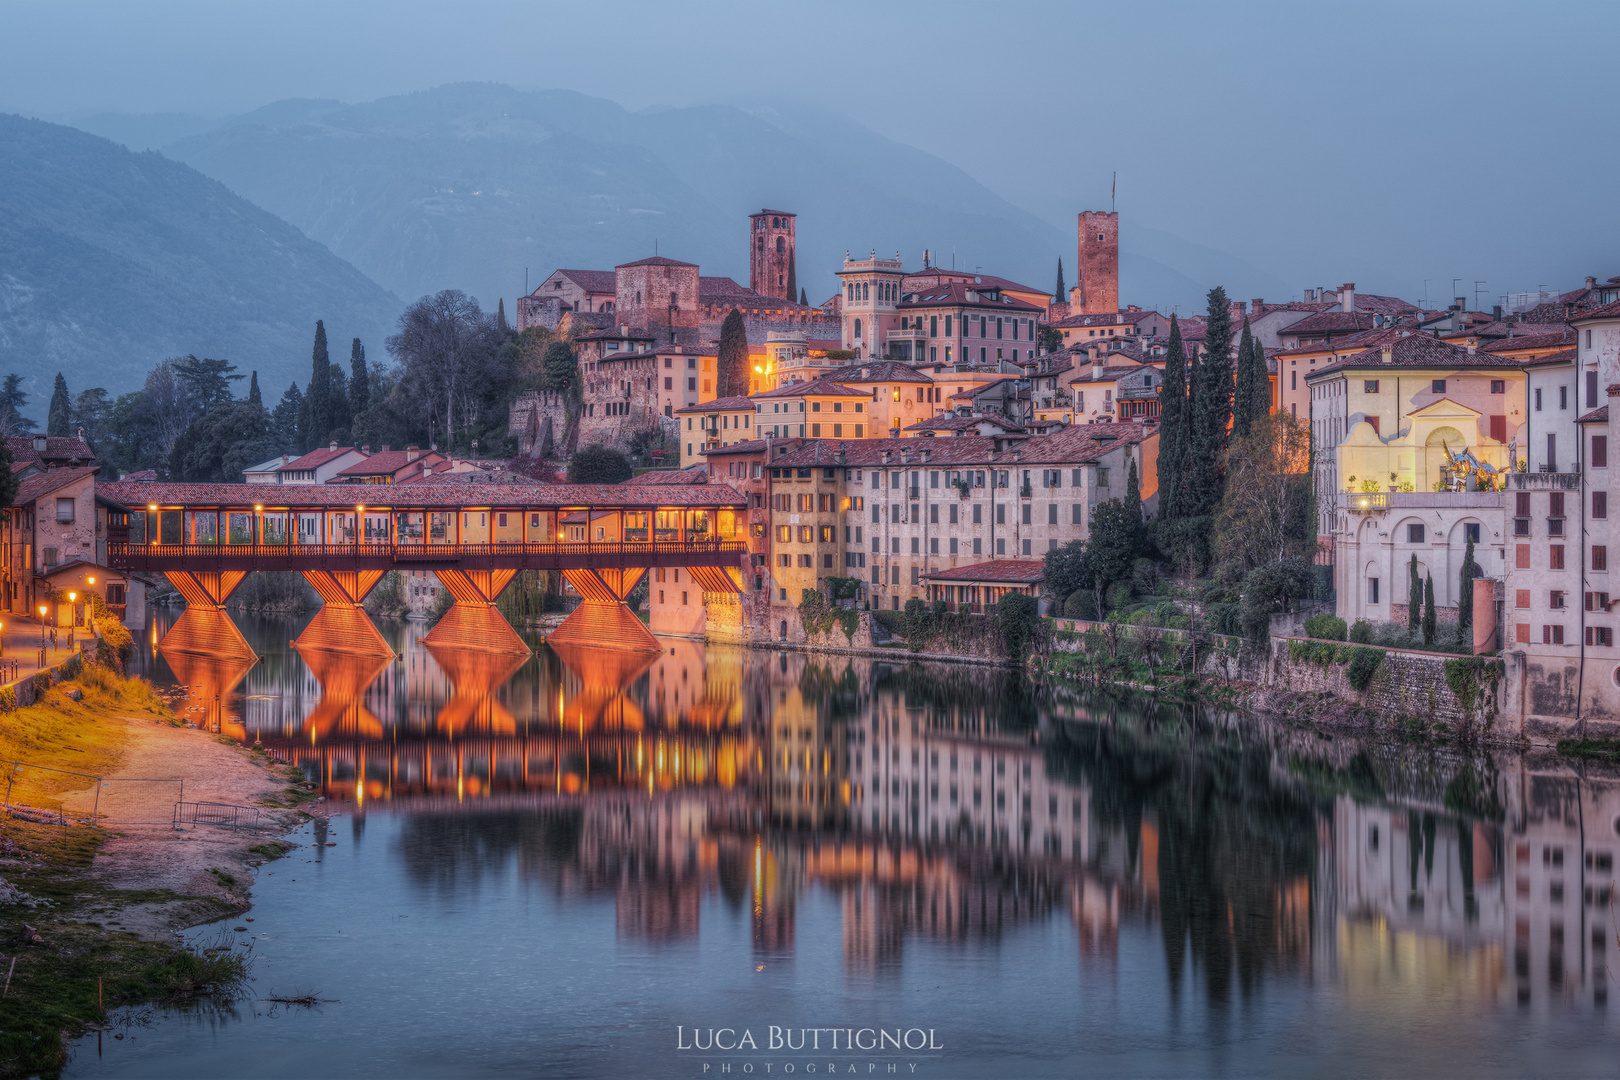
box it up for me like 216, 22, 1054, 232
1596, 546, 1609, 571
1550, 491, 1565, 518
1587, 627, 1613, 647
1544, 625, 1565, 645
1492, 380, 1506, 394
1551, 545, 1565, 570
1097, 467, 1110, 487
1535, 388, 1543, 412
1588, 371, 1600, 409
1368, 578, 1380, 604
1364, 380, 1379, 393
1464, 522, 1481, 544
1072, 504, 1082, 525
1560, 386, 1568, 410
776, 526, 790, 543
1551, 591, 1567, 610
1432, 380, 1446, 394
1516, 492, 1532, 517
42, 546, 58, 567
1516, 590, 1530, 608
1595, 436, 1609, 468
1407, 523, 1425, 543
55, 498, 74, 523
1048, 504, 1058, 524
1587, 592, 1611, 611
1516, 544, 1531, 568
1596, 492, 1608, 519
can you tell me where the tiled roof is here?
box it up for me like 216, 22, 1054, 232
1051, 310, 1159, 329
767, 423, 1150, 469
1068, 363, 1151, 385
904, 415, 1027, 433
99, 479, 746, 509
576, 327, 656, 342
1481, 327, 1576, 353
1518, 348, 1577, 368
6, 435, 94, 463
698, 276, 755, 298
1281, 311, 1376, 336
1347, 293, 1423, 316
1305, 334, 1525, 381
549, 269, 616, 293
675, 396, 754, 414
1578, 405, 1608, 424
1275, 327, 1412, 358
615, 256, 698, 269
622, 465, 709, 485
17, 466, 97, 504
921, 560, 1045, 584
334, 450, 438, 477
823, 361, 933, 384
753, 376, 870, 399
1569, 299, 1620, 322
281, 445, 361, 471
901, 270, 1049, 299
897, 283, 1044, 313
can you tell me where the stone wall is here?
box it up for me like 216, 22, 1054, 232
509, 390, 570, 457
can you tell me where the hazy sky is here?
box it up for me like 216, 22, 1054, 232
4, 0, 1615, 306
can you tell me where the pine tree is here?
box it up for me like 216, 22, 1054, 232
1185, 287, 1234, 515
1232, 318, 1257, 438
716, 309, 749, 398
1125, 456, 1142, 526
799, 288, 808, 307
496, 298, 508, 334
0, 374, 36, 434
47, 373, 72, 436
1423, 573, 1437, 647
307, 320, 331, 444
1409, 554, 1422, 630
1155, 316, 1189, 519
1458, 538, 1478, 637
349, 339, 369, 416
1055, 258, 1066, 302
328, 362, 350, 433
273, 382, 303, 451
786, 247, 797, 302
247, 371, 261, 407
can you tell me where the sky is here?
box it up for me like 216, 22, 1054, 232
3, 0, 1615, 308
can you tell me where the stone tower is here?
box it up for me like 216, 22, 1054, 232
1075, 211, 1119, 315
750, 209, 797, 301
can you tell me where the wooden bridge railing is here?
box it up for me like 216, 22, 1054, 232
108, 539, 749, 572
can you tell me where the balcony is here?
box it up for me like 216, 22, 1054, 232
1342, 490, 1504, 515
1346, 493, 1387, 514
1118, 384, 1159, 400
1510, 469, 1581, 490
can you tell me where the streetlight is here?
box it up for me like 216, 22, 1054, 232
38, 604, 47, 665
67, 592, 76, 652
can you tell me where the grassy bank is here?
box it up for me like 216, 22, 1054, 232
0, 665, 249, 1079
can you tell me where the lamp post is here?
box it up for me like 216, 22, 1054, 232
67, 591, 77, 652
38, 604, 47, 666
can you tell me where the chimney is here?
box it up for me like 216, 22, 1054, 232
1340, 283, 1356, 313
1092, 360, 1104, 381
1587, 276, 1597, 290
329, 441, 338, 452
1492, 305, 1503, 321
32, 435, 46, 452
1454, 297, 1466, 312
1380, 346, 1393, 364
1466, 344, 1477, 355
406, 445, 420, 463
361, 445, 371, 455
1251, 298, 1264, 314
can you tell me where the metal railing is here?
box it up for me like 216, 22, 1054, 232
1346, 492, 1388, 514
1510, 470, 1581, 490
173, 801, 266, 832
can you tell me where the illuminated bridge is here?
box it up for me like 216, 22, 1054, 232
102, 480, 748, 652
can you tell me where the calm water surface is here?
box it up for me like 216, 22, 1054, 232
64, 607, 1620, 1078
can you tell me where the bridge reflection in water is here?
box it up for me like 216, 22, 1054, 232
139, 609, 1620, 1013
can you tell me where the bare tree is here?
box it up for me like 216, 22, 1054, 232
1215, 412, 1314, 573
388, 290, 500, 449
142, 359, 197, 462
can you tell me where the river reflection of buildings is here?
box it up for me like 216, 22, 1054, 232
149, 611, 1618, 1010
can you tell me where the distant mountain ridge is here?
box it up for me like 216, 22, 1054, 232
0, 113, 402, 401
150, 83, 1286, 317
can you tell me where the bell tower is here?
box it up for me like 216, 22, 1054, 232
1075, 211, 1119, 315
750, 209, 797, 300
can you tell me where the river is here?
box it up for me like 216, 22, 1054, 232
65, 606, 1619, 1078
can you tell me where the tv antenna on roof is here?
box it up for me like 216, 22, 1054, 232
1474, 281, 1487, 311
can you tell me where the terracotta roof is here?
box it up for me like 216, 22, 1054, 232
754, 376, 870, 399
1051, 310, 1159, 329
904, 416, 1026, 433
1068, 363, 1151, 385
698, 276, 755, 297
1281, 311, 1376, 336
1304, 334, 1525, 381
1569, 299, 1620, 322
1275, 327, 1412, 359
823, 361, 933, 384
281, 445, 361, 471
615, 256, 698, 269
767, 423, 1150, 469
622, 465, 709, 486
921, 560, 1045, 584
17, 466, 96, 504
547, 269, 616, 293
99, 479, 746, 509
897, 283, 1043, 312
1481, 327, 1576, 353
576, 327, 656, 342
901, 270, 1049, 299
1518, 348, 1577, 368
333, 450, 441, 477
120, 469, 158, 482
1578, 405, 1609, 424
6, 435, 94, 464
752, 209, 796, 218
675, 396, 754, 414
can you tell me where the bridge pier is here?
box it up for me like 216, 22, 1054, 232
301, 570, 387, 607
550, 568, 660, 652
424, 569, 529, 654
164, 571, 248, 609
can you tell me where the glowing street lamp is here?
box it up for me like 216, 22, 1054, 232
67, 592, 77, 651
38, 603, 48, 664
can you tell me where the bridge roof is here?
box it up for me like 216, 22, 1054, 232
100, 479, 746, 510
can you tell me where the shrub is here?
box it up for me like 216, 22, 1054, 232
1348, 620, 1373, 644
1105, 581, 1133, 613
1303, 614, 1347, 641
567, 443, 632, 484
1062, 590, 1096, 620
996, 593, 1041, 662
0, 687, 14, 712
1346, 646, 1383, 691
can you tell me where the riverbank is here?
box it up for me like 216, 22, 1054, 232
0, 664, 310, 1078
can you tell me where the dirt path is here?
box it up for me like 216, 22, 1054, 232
57, 716, 308, 939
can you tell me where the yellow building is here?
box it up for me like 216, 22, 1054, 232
753, 376, 870, 440
675, 396, 759, 467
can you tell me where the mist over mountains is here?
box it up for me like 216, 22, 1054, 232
94, 83, 1289, 314
0, 113, 401, 404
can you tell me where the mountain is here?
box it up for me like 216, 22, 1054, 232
158, 83, 1278, 316
0, 113, 401, 403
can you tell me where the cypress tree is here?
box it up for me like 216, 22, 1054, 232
1232, 318, 1257, 438
786, 248, 797, 302
1409, 554, 1422, 630
496, 298, 508, 334
1155, 315, 1189, 519
247, 371, 261, 407
1125, 456, 1142, 525
1055, 259, 1067, 302
47, 373, 72, 436
328, 362, 350, 433
1185, 287, 1234, 515
1423, 573, 1437, 647
307, 320, 331, 444
716, 309, 749, 398
349, 339, 369, 416
1458, 538, 1478, 638
1248, 338, 1273, 425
